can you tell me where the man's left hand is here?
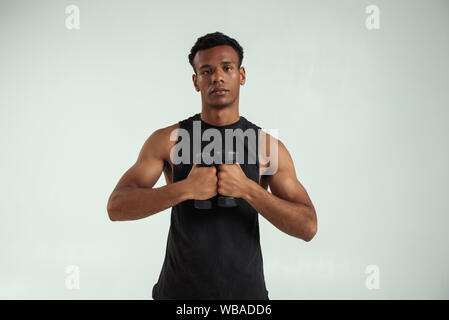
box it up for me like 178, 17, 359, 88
216, 162, 250, 198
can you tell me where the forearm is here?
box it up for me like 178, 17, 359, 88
243, 179, 316, 241
107, 180, 191, 221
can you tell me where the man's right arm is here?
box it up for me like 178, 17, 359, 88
106, 127, 191, 221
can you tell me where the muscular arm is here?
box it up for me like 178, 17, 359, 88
243, 138, 317, 241
106, 126, 191, 221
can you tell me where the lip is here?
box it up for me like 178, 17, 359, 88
211, 88, 229, 95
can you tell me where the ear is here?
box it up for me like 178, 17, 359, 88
192, 73, 200, 92
239, 66, 246, 86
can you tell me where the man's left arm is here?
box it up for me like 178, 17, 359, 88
217, 139, 317, 241
246, 140, 317, 241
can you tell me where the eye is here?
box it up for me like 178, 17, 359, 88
202, 70, 210, 75
224, 66, 232, 71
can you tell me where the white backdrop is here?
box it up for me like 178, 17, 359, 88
0, 0, 448, 299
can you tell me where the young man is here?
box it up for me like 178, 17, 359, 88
106, 32, 317, 300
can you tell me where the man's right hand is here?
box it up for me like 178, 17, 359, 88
186, 164, 218, 200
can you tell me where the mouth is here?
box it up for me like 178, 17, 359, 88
211, 89, 229, 95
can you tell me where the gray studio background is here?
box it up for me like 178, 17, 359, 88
1, 0, 448, 299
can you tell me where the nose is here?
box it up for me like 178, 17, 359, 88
211, 68, 225, 84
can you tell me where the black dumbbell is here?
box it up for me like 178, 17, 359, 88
193, 151, 240, 210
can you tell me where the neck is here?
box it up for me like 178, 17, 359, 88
200, 104, 240, 127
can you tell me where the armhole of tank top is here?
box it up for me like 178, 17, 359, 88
173, 117, 191, 162
244, 118, 262, 185
176, 117, 192, 141
172, 120, 184, 163
176, 120, 183, 142
256, 125, 261, 185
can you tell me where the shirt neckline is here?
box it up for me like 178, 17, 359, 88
194, 113, 243, 129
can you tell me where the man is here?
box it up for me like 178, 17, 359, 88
106, 32, 317, 300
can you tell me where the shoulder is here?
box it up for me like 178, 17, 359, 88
258, 129, 290, 176
140, 123, 180, 162
258, 129, 284, 159
153, 122, 181, 141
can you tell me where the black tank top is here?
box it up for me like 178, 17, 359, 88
152, 113, 269, 300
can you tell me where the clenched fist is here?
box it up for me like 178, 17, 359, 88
216, 162, 251, 198
186, 164, 218, 200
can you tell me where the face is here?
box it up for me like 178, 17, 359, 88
192, 45, 246, 109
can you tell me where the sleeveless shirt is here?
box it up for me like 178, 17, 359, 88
152, 113, 269, 300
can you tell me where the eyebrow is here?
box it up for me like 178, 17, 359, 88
199, 61, 235, 69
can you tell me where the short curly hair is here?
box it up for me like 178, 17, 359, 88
188, 31, 244, 74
